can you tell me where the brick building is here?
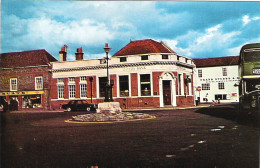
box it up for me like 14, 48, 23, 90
50, 39, 195, 110
193, 56, 240, 103
0, 50, 57, 110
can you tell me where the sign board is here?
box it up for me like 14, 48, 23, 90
197, 86, 201, 91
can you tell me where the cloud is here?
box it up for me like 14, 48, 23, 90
242, 15, 260, 26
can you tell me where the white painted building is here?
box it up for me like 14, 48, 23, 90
193, 56, 240, 103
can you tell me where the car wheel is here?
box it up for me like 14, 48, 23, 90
86, 107, 91, 111
67, 107, 72, 112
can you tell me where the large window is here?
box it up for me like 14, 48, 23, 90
35, 76, 43, 90
222, 67, 227, 76
10, 78, 17, 91
140, 74, 151, 96
80, 84, 87, 98
69, 85, 75, 98
218, 82, 225, 90
99, 77, 108, 97
202, 83, 210, 90
58, 85, 64, 99
198, 69, 202, 78
119, 76, 129, 97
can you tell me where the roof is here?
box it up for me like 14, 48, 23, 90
193, 56, 239, 68
0, 49, 57, 68
113, 39, 176, 56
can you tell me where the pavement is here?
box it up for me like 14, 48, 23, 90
6, 103, 213, 113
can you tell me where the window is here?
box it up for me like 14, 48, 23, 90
185, 58, 188, 63
141, 55, 149, 60
218, 82, 225, 90
198, 69, 202, 78
58, 85, 64, 99
162, 55, 169, 59
69, 85, 75, 98
177, 56, 180, 61
119, 76, 129, 97
202, 83, 210, 90
140, 74, 151, 96
80, 76, 86, 82
10, 78, 17, 91
215, 94, 227, 100
35, 77, 43, 90
80, 84, 87, 98
69, 77, 75, 83
120, 57, 127, 62
99, 77, 107, 97
222, 67, 227, 76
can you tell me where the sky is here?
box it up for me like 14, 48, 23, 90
1, 1, 260, 60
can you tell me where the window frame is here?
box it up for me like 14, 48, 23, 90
35, 76, 43, 90
198, 69, 202, 78
68, 84, 76, 99
218, 82, 225, 90
80, 84, 87, 98
162, 54, 169, 60
57, 85, 64, 99
202, 83, 210, 90
140, 74, 151, 96
120, 57, 127, 62
10, 78, 17, 91
222, 67, 227, 76
141, 55, 149, 61
119, 75, 129, 97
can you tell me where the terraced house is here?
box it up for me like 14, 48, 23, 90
50, 39, 196, 110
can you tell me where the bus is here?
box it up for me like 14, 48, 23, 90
238, 43, 260, 115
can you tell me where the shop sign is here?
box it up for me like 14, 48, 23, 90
200, 77, 240, 83
0, 90, 44, 96
122, 66, 146, 71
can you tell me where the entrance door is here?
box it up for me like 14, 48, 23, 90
163, 80, 171, 105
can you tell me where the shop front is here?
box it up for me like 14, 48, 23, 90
0, 90, 45, 110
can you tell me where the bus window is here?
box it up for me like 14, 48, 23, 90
245, 79, 260, 93
243, 49, 260, 62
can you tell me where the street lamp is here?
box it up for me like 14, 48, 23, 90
104, 43, 113, 102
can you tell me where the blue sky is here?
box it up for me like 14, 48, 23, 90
1, 1, 260, 60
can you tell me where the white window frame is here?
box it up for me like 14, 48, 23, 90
202, 83, 210, 90
35, 76, 43, 90
69, 85, 76, 99
57, 85, 64, 99
10, 78, 17, 91
222, 67, 227, 76
198, 69, 202, 78
80, 84, 87, 98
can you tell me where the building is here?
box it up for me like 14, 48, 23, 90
0, 49, 57, 110
193, 56, 240, 103
50, 39, 196, 110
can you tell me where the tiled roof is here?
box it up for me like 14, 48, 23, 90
0, 49, 57, 68
193, 56, 239, 68
113, 39, 176, 56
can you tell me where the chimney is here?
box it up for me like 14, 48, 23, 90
75, 47, 84, 60
59, 45, 68, 61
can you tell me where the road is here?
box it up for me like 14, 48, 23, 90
1, 104, 259, 168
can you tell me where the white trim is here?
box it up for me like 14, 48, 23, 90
35, 76, 43, 90
10, 78, 17, 91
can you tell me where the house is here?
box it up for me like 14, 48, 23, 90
193, 56, 240, 103
0, 49, 57, 110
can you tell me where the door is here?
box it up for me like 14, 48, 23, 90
163, 80, 171, 105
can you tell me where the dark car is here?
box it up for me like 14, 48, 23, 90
62, 100, 97, 112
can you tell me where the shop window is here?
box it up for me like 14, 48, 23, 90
215, 94, 227, 100
58, 85, 64, 99
119, 76, 129, 97
141, 55, 149, 60
80, 84, 87, 98
35, 76, 43, 90
140, 74, 151, 96
22, 95, 41, 108
218, 82, 225, 90
120, 57, 127, 62
10, 78, 17, 91
222, 67, 227, 76
69, 85, 75, 98
198, 69, 202, 77
162, 55, 169, 59
202, 83, 210, 90
99, 77, 108, 97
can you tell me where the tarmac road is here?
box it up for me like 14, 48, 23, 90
1, 104, 259, 168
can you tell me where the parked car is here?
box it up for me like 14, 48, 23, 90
62, 100, 97, 112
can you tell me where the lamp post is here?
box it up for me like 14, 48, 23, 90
104, 43, 113, 102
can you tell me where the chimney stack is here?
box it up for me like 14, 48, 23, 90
75, 47, 84, 60
59, 45, 68, 61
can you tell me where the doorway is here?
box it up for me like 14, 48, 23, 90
163, 80, 171, 105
